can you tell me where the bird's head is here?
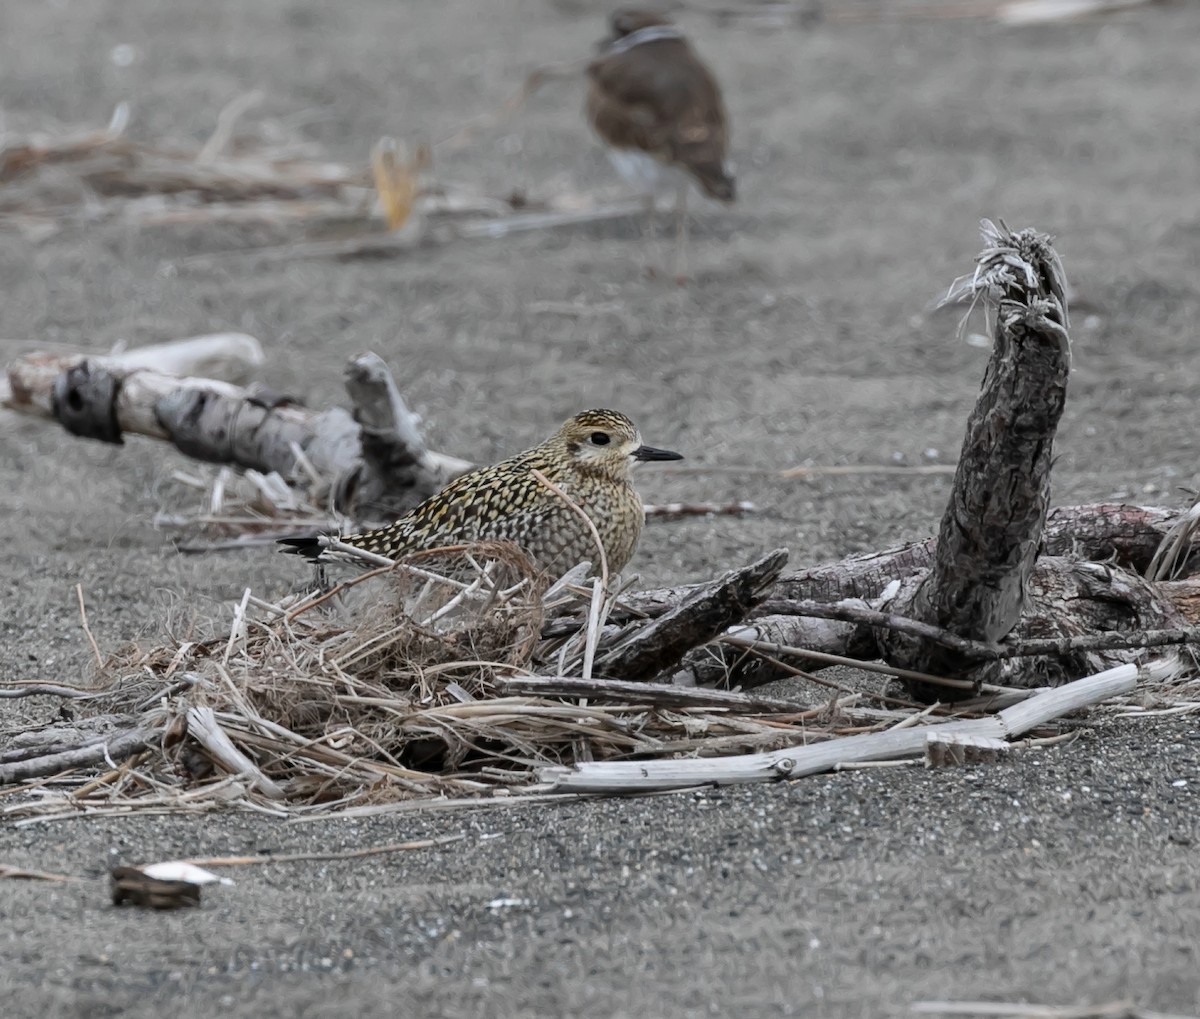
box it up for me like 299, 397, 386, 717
608, 9, 674, 39
553, 409, 682, 480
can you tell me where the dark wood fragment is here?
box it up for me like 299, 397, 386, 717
110, 867, 201, 909
593, 548, 788, 683
51, 362, 123, 443
884, 223, 1072, 698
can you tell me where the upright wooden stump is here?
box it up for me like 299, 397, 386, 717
886, 220, 1072, 698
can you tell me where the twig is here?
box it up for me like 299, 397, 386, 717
0, 864, 80, 882
0, 728, 151, 785
779, 463, 958, 480
0, 682, 102, 699
197, 90, 265, 164
726, 642, 944, 711
282, 550, 481, 622
757, 598, 992, 658
180, 832, 467, 868
222, 587, 252, 666
75, 583, 104, 671
833, 759, 918, 771
911, 1000, 1197, 1019
284, 562, 396, 620
494, 675, 808, 713
643, 500, 757, 520
186, 707, 284, 800
582, 577, 605, 682
528, 467, 610, 678
998, 0, 1162, 27
757, 599, 1200, 661
1146, 498, 1200, 581
72, 753, 144, 799
324, 539, 399, 568
995, 627, 1200, 660
454, 201, 647, 241
433, 61, 587, 155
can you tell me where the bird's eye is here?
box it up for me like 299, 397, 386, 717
590, 432, 611, 446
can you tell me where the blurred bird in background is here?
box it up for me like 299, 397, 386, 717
586, 8, 735, 280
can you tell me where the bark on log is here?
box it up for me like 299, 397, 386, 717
593, 549, 787, 683
894, 221, 1071, 688
340, 353, 458, 525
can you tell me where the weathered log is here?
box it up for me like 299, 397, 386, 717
4, 339, 471, 523
0, 728, 151, 785
535, 657, 1181, 792
871, 222, 1071, 697
0, 103, 131, 182
672, 559, 1200, 692
623, 503, 1192, 618
912, 222, 1069, 631
340, 352, 460, 526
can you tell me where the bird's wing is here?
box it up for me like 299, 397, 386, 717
587, 43, 729, 173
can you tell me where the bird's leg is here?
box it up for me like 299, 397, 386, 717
642, 192, 657, 236
640, 192, 661, 279
672, 179, 690, 284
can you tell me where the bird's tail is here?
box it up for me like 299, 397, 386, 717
690, 161, 736, 203
278, 535, 327, 561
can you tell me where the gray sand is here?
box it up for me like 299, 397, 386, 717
2, 2, 1199, 1015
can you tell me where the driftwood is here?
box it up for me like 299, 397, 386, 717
604, 224, 1200, 697
623, 503, 1196, 616
535, 657, 1181, 793
592, 548, 787, 682
339, 352, 468, 521
2, 99, 681, 264
883, 221, 1071, 694
0, 728, 151, 785
3, 336, 470, 525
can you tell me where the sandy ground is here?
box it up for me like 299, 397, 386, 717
2, 1, 1200, 1015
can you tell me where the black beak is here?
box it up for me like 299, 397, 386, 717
633, 445, 684, 462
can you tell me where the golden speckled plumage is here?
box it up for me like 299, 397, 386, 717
281, 410, 683, 577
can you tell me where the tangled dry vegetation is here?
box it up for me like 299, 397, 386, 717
4, 533, 1199, 825
4, 542, 836, 820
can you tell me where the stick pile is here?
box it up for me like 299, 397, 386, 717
3, 537, 1197, 823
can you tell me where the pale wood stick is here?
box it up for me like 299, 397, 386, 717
185, 707, 285, 800
535, 658, 1180, 792
75, 584, 104, 670
0, 729, 151, 786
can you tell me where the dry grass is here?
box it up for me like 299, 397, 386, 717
5, 530, 1199, 822
3, 543, 854, 822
